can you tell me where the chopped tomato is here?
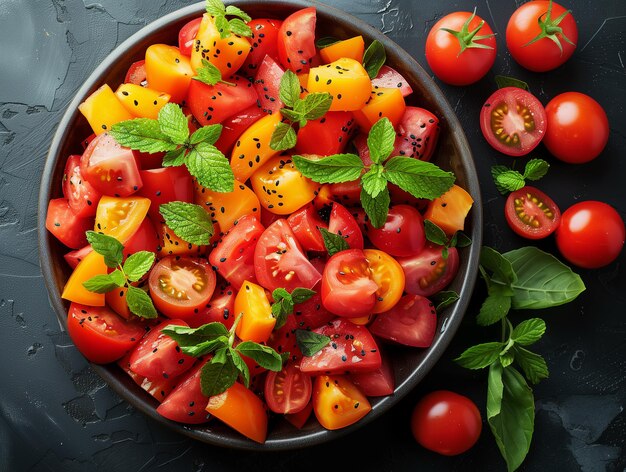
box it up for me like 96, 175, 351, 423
94, 195, 151, 244
363, 204, 426, 257
267, 313, 302, 363
254, 54, 285, 114
328, 202, 364, 250
394, 106, 440, 161
124, 60, 147, 86
115, 83, 170, 119
423, 184, 473, 236
78, 84, 134, 136
157, 358, 211, 424
64, 244, 92, 270
214, 105, 265, 155
234, 280, 275, 343
285, 400, 313, 429
348, 350, 395, 396
61, 251, 107, 306
287, 203, 328, 253
138, 166, 193, 223
242, 18, 283, 79
62, 154, 101, 218
313, 180, 362, 210
312, 374, 371, 430
354, 87, 406, 131
307, 58, 371, 111
371, 65, 413, 97
277, 7, 317, 73
363, 249, 405, 314
265, 363, 312, 414
46, 198, 93, 249
144, 44, 194, 104
178, 17, 202, 56
295, 111, 357, 156
117, 351, 179, 402
156, 220, 206, 258
319, 36, 365, 63
369, 294, 437, 347
398, 244, 459, 297
186, 282, 236, 329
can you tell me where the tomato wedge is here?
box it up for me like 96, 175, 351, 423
312, 374, 371, 430
505, 186, 561, 239
277, 6, 316, 73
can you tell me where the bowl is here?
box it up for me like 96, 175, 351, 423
38, 0, 483, 451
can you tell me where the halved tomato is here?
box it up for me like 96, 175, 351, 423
363, 249, 405, 314
265, 363, 312, 414
94, 195, 151, 244
505, 186, 561, 239
480, 87, 547, 157
397, 244, 459, 297
312, 374, 371, 430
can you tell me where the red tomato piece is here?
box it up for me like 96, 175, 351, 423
265, 363, 312, 414
254, 218, 322, 293
371, 65, 413, 97
124, 60, 147, 86
370, 294, 437, 348
287, 203, 328, 253
186, 282, 236, 329
157, 358, 211, 424
214, 104, 266, 155
284, 400, 313, 429
393, 107, 440, 161
129, 319, 196, 380
64, 244, 92, 269
242, 18, 283, 79
45, 198, 93, 249
328, 202, 364, 250
62, 154, 101, 217
67, 302, 146, 364
209, 214, 265, 291
363, 204, 426, 257
505, 186, 561, 240
178, 17, 202, 57
267, 313, 302, 363
348, 350, 395, 396
277, 6, 317, 73
117, 352, 179, 402
138, 166, 193, 222
300, 318, 382, 374
254, 54, 285, 114
398, 244, 460, 297
295, 111, 357, 157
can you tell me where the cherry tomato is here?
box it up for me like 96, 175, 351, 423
148, 256, 216, 320
62, 154, 101, 218
277, 6, 317, 73
45, 198, 93, 249
370, 294, 437, 347
543, 92, 609, 164
312, 374, 371, 430
480, 87, 547, 157
178, 17, 202, 56
425, 10, 496, 86
555, 201, 625, 269
363, 249, 405, 314
506, 0, 577, 72
411, 390, 482, 456
505, 186, 561, 240
364, 204, 426, 257
265, 363, 312, 414
397, 244, 460, 297
66, 302, 146, 364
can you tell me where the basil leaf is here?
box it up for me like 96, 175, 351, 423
291, 288, 316, 304
362, 40, 386, 79
200, 350, 239, 397
236, 341, 283, 371
477, 283, 512, 326
495, 75, 529, 91
480, 246, 517, 285
455, 341, 504, 370
161, 322, 229, 348
315, 36, 340, 49
231, 347, 250, 388
296, 329, 331, 357
424, 219, 449, 246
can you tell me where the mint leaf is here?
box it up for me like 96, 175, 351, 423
109, 118, 178, 153
523, 159, 550, 181
431, 290, 460, 312
496, 170, 526, 193
82, 271, 125, 293
123, 251, 155, 282
480, 246, 518, 285
231, 347, 251, 387
360, 186, 389, 229
361, 164, 387, 198
495, 75, 529, 91
477, 284, 512, 326
362, 40, 386, 79
160, 201, 214, 246
513, 346, 549, 384
200, 350, 239, 396
235, 341, 283, 371
319, 227, 350, 256
190, 123, 222, 146
162, 147, 187, 167
126, 285, 158, 319
85, 231, 124, 268
186, 142, 234, 192
205, 0, 225, 16
450, 230, 472, 248
158, 103, 189, 145
511, 318, 546, 346
214, 14, 230, 37
224, 5, 251, 22
270, 122, 297, 151
300, 92, 333, 121
296, 329, 331, 357
228, 18, 252, 37
194, 59, 224, 86
161, 322, 229, 357
455, 341, 504, 370
384, 156, 455, 200
367, 117, 396, 163
280, 108, 303, 123
279, 70, 301, 109
424, 219, 449, 246
291, 288, 315, 304
292, 153, 364, 184
491, 165, 511, 195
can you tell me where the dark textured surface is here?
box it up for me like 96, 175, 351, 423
0, 0, 624, 470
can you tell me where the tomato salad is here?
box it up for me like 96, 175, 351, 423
45, 1, 474, 444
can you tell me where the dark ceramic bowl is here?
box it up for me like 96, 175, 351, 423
38, 0, 482, 451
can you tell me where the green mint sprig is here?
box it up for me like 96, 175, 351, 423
456, 245, 585, 471
293, 117, 455, 228
162, 314, 283, 397
159, 201, 214, 246
82, 231, 157, 319
109, 103, 234, 193
362, 40, 386, 79
491, 159, 550, 195
424, 219, 472, 258
205, 0, 252, 38
271, 287, 316, 329
193, 59, 235, 86
295, 329, 331, 357
270, 70, 333, 151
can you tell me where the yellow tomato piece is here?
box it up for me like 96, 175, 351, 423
230, 112, 282, 183
319, 36, 365, 63
194, 179, 260, 234
145, 44, 193, 104
156, 221, 207, 258
115, 83, 170, 119
364, 248, 405, 314
423, 184, 474, 236
190, 13, 251, 76
94, 196, 151, 244
354, 87, 406, 131
312, 374, 371, 430
250, 155, 320, 215
234, 281, 275, 343
61, 251, 107, 306
307, 58, 371, 111
78, 84, 134, 136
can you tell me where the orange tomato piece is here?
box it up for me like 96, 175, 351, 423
78, 84, 134, 136
312, 374, 371, 430
423, 184, 474, 236
193, 179, 260, 233
234, 281, 275, 343
115, 83, 170, 119
297, 73, 309, 98
105, 285, 132, 319
156, 220, 208, 258
145, 44, 194, 104
319, 36, 365, 63
61, 250, 107, 306
190, 13, 251, 77
205, 381, 268, 443
307, 58, 371, 111
354, 87, 406, 131
230, 112, 282, 183
94, 196, 151, 244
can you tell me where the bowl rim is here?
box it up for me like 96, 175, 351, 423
37, 0, 483, 451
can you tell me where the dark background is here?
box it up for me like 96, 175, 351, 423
0, 0, 624, 471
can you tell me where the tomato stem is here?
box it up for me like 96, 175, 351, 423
440, 7, 495, 56
523, 0, 575, 55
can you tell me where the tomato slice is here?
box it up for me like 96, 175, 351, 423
312, 374, 371, 430
505, 186, 561, 239
62, 154, 101, 218
148, 256, 216, 320
277, 6, 317, 73
129, 319, 196, 380
328, 202, 364, 250
209, 214, 265, 290
156, 358, 211, 424
254, 219, 322, 293
300, 318, 382, 374
94, 195, 151, 244
371, 65, 413, 98
80, 133, 143, 197
295, 111, 357, 157
364, 204, 426, 257
285, 400, 313, 429
117, 351, 179, 402
178, 17, 202, 56
242, 18, 283, 79
67, 302, 146, 364
321, 249, 377, 318
398, 244, 460, 297
480, 87, 547, 157
369, 294, 437, 348
138, 166, 193, 223
45, 198, 93, 249
264, 363, 312, 414
348, 350, 395, 396
287, 203, 328, 252
363, 249, 405, 314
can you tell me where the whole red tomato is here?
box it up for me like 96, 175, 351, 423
425, 10, 496, 86
411, 390, 482, 456
555, 201, 625, 269
506, 0, 578, 72
543, 92, 609, 164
